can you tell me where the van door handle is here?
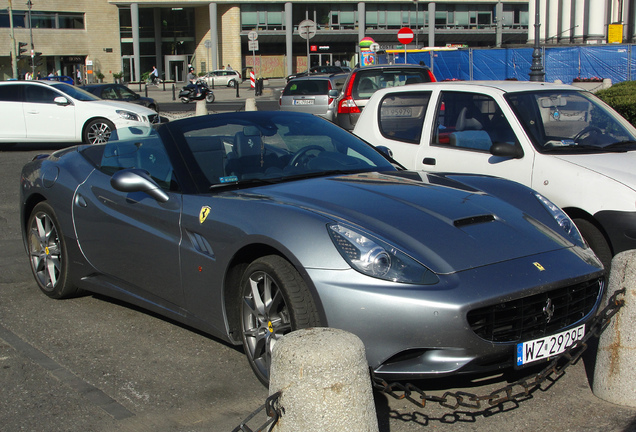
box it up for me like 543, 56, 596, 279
423, 158, 436, 166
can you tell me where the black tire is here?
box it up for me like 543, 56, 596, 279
574, 218, 613, 270
27, 202, 82, 299
206, 92, 215, 103
240, 255, 321, 386
83, 118, 115, 144
180, 97, 190, 104
228, 79, 236, 88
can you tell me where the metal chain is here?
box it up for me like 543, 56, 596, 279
234, 289, 625, 430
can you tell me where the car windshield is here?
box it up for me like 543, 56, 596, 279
505, 90, 636, 152
172, 112, 397, 187
50, 82, 101, 101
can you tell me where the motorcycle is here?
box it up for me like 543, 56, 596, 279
179, 79, 215, 104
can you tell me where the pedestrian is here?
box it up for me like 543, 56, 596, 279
25, 71, 32, 80
150, 66, 159, 83
334, 59, 341, 67
36, 71, 42, 80
76, 68, 82, 85
227, 64, 232, 71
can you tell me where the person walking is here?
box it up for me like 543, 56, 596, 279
150, 66, 159, 84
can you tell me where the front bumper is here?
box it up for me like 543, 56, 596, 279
308, 246, 604, 379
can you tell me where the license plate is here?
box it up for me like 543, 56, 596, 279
293, 99, 314, 105
516, 324, 585, 366
381, 107, 412, 117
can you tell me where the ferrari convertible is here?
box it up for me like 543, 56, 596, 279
20, 111, 604, 385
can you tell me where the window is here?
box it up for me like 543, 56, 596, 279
433, 91, 516, 152
0, 85, 22, 102
379, 92, 431, 144
25, 85, 59, 104
100, 138, 175, 189
1, 10, 83, 29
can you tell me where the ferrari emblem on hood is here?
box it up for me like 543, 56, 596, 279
533, 262, 545, 271
199, 206, 211, 224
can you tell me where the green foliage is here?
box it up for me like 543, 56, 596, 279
595, 81, 636, 126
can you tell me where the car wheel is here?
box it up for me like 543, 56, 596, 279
27, 202, 82, 299
228, 79, 236, 88
574, 218, 613, 270
240, 255, 321, 385
205, 92, 215, 103
83, 118, 115, 144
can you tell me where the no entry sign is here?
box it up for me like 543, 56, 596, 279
397, 27, 414, 45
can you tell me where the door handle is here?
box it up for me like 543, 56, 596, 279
423, 158, 436, 166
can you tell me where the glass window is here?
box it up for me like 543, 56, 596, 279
58, 13, 84, 29
379, 92, 431, 144
25, 85, 59, 104
0, 84, 22, 102
433, 92, 516, 151
29, 12, 55, 29
100, 134, 175, 189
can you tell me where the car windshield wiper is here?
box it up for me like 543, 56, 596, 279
602, 140, 636, 150
209, 177, 280, 191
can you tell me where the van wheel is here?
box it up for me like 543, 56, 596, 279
574, 218, 612, 270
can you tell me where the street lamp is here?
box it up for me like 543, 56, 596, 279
529, 0, 545, 81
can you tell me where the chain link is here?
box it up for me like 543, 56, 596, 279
235, 289, 625, 430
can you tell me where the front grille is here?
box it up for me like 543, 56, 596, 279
467, 278, 602, 343
149, 113, 160, 124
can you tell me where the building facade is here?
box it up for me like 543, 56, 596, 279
1, 0, 635, 83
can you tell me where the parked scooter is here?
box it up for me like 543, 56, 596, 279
179, 79, 215, 104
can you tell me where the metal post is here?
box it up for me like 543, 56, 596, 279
9, 0, 17, 79
27, 0, 34, 77
529, 0, 545, 81
415, 0, 419, 47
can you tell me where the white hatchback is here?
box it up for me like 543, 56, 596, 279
353, 81, 636, 269
0, 80, 159, 144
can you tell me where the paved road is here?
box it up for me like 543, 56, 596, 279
1, 82, 636, 431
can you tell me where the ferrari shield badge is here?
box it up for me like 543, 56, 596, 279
533, 262, 546, 271
199, 206, 211, 224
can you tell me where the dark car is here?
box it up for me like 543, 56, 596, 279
81, 83, 159, 112
20, 111, 604, 386
286, 65, 347, 82
336, 64, 436, 130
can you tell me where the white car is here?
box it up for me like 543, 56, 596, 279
0, 80, 159, 144
353, 81, 636, 269
203, 70, 241, 87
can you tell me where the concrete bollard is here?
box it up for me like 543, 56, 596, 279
269, 327, 379, 432
245, 98, 257, 111
593, 249, 636, 407
195, 99, 207, 116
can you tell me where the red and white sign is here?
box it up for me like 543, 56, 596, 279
397, 27, 414, 45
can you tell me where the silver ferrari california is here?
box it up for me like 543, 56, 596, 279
20, 111, 604, 385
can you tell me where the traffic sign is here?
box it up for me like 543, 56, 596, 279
248, 40, 259, 51
397, 27, 414, 45
248, 31, 258, 41
370, 43, 380, 53
298, 20, 317, 40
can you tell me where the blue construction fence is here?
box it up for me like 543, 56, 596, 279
390, 45, 636, 84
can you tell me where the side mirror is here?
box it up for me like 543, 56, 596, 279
111, 168, 169, 202
54, 96, 71, 106
376, 145, 394, 158
328, 89, 339, 98
490, 142, 524, 159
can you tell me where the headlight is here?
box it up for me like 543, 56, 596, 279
328, 223, 438, 285
535, 193, 585, 246
116, 110, 141, 122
